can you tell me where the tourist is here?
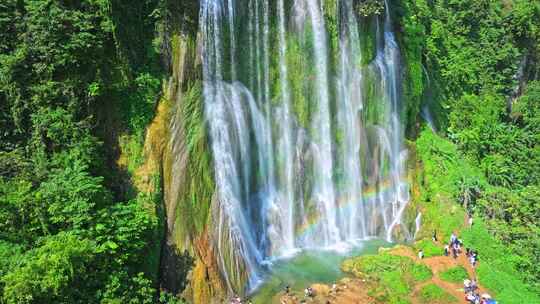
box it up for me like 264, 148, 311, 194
472, 251, 479, 266
444, 244, 450, 256
432, 230, 438, 242
468, 215, 474, 227
450, 232, 457, 245
457, 238, 463, 251
452, 244, 458, 259
481, 293, 493, 303
466, 292, 476, 303
331, 283, 337, 294
466, 247, 471, 257
418, 249, 424, 259
470, 254, 477, 267
285, 285, 290, 295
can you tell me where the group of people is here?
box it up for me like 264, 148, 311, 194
464, 279, 496, 304
444, 232, 464, 259
442, 231, 479, 269
466, 248, 479, 267
442, 229, 497, 304
439, 232, 473, 263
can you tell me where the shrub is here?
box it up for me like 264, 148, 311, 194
461, 221, 540, 304
342, 252, 432, 303
414, 239, 444, 257
418, 283, 457, 303
411, 263, 432, 282
439, 266, 469, 283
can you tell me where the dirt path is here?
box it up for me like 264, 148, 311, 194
272, 240, 491, 304
389, 246, 488, 304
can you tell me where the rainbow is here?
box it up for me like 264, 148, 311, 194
294, 178, 410, 240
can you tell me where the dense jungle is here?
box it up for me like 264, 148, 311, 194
0, 0, 539, 303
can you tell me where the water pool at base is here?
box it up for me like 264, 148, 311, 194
251, 239, 391, 303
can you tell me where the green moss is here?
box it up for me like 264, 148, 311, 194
176, 81, 215, 236
439, 266, 468, 283
286, 36, 312, 128
359, 17, 377, 65
418, 283, 457, 304
362, 68, 388, 125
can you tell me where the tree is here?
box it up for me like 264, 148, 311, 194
1, 233, 98, 304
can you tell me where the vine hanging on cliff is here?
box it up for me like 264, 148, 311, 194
356, 0, 385, 17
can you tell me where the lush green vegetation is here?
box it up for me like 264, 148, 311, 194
418, 283, 457, 304
0, 1, 188, 303
413, 239, 444, 258
415, 130, 540, 303
439, 266, 469, 284
1, 0, 539, 303
342, 252, 432, 304
396, 0, 540, 300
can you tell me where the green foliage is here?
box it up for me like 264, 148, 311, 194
418, 283, 456, 304
415, 130, 474, 239
0, 0, 172, 303
411, 263, 433, 283
342, 252, 431, 303
415, 129, 540, 300
413, 240, 444, 258
439, 266, 468, 283
38, 161, 110, 233
2, 233, 97, 304
123, 72, 162, 134
461, 221, 540, 304
356, 0, 385, 17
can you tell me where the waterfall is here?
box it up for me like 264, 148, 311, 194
414, 212, 422, 239
337, 0, 367, 241
275, 0, 296, 253
198, 0, 410, 292
305, 0, 340, 247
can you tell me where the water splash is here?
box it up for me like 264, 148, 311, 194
414, 212, 422, 239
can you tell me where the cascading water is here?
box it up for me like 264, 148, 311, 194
199, 0, 410, 293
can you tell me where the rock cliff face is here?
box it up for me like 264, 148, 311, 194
136, 1, 228, 303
